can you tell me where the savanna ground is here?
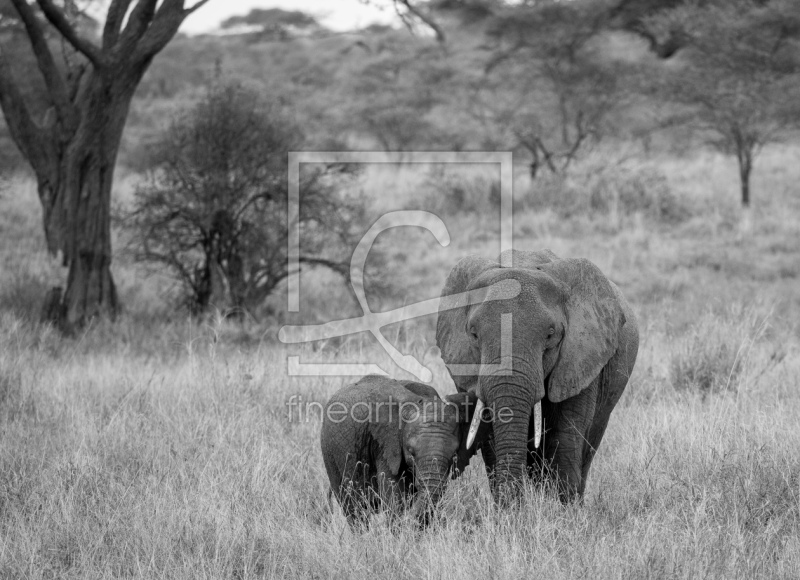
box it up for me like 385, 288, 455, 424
1, 145, 800, 579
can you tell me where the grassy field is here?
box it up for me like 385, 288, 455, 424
1, 145, 800, 578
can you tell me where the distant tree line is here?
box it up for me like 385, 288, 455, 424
1, 0, 799, 328
367, 0, 800, 205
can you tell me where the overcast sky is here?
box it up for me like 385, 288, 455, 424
181, 0, 397, 34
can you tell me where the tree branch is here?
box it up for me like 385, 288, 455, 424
395, 0, 446, 44
8, 0, 74, 120
103, 0, 134, 49
483, 39, 527, 74
185, 0, 212, 16
0, 49, 51, 173
535, 138, 558, 174
297, 256, 349, 276
116, 0, 158, 54
36, 0, 105, 68
125, 0, 211, 61
132, 0, 188, 62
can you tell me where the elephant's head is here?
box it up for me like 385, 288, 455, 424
387, 389, 477, 522
436, 250, 625, 503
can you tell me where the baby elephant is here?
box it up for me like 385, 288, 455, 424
321, 375, 477, 528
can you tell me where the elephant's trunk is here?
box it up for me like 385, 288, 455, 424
488, 389, 531, 503
412, 455, 451, 525
479, 359, 539, 505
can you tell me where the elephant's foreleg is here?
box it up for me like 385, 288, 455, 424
547, 379, 598, 502
578, 366, 629, 494
580, 414, 611, 494
545, 433, 583, 502
578, 323, 639, 492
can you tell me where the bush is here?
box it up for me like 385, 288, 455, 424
587, 164, 688, 224
420, 169, 501, 216
522, 172, 584, 217
523, 161, 689, 223
669, 306, 780, 395
120, 81, 364, 318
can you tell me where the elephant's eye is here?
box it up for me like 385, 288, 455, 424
548, 327, 555, 336
469, 326, 478, 340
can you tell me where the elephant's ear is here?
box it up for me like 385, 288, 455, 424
436, 255, 497, 392
368, 393, 417, 478
401, 380, 441, 400
541, 258, 626, 403
445, 392, 482, 477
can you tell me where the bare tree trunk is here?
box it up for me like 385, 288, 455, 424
738, 148, 752, 208
0, 0, 211, 332
34, 80, 136, 331
736, 144, 754, 237
44, 146, 118, 327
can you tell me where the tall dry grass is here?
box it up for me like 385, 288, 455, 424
1, 145, 800, 578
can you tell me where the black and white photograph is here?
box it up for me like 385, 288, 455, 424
1, 0, 799, 577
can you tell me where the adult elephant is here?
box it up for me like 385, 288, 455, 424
436, 249, 639, 503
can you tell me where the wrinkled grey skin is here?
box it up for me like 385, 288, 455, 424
436, 249, 639, 504
321, 375, 476, 528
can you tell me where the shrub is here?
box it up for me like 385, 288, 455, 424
669, 306, 780, 395
420, 169, 501, 216
670, 321, 743, 394
522, 172, 584, 217
523, 161, 689, 223
120, 81, 364, 318
587, 164, 689, 224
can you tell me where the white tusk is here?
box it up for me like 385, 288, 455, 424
466, 399, 485, 450
534, 401, 542, 449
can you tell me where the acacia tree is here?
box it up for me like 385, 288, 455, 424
645, 0, 800, 207
360, 0, 447, 44
351, 47, 441, 152
469, 0, 620, 177
0, 0, 210, 331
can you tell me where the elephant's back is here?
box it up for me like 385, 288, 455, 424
324, 376, 413, 412
320, 376, 409, 491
